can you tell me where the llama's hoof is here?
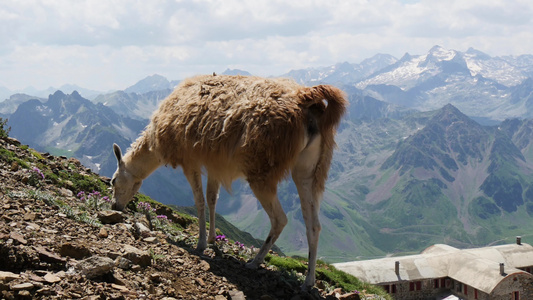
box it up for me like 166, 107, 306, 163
196, 242, 207, 253
245, 261, 258, 269
301, 276, 315, 291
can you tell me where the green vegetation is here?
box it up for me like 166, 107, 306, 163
265, 255, 391, 299
0, 117, 10, 138
16, 189, 103, 228
0, 148, 30, 168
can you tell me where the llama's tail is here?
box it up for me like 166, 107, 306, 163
299, 85, 348, 132
299, 84, 348, 194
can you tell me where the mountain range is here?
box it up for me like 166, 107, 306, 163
4, 45, 533, 262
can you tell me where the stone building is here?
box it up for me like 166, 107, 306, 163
333, 238, 533, 299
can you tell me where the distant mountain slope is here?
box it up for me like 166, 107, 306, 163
0, 93, 46, 117
344, 104, 533, 255
124, 74, 179, 94
93, 89, 172, 120
283, 54, 397, 85
8, 90, 144, 175
351, 46, 533, 121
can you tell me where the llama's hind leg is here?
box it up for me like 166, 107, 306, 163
246, 182, 287, 269
184, 169, 208, 251
292, 136, 324, 289
293, 175, 322, 289
206, 176, 220, 244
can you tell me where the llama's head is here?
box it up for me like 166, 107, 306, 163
111, 143, 142, 211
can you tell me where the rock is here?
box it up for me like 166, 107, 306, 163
121, 244, 151, 267
111, 283, 129, 292
23, 212, 36, 221
195, 278, 205, 286
11, 282, 34, 291
18, 290, 31, 297
58, 188, 73, 197
0, 271, 20, 283
229, 290, 246, 300
60, 242, 92, 259
199, 260, 211, 271
28, 273, 44, 282
143, 236, 157, 243
44, 273, 61, 283
134, 222, 152, 238
115, 257, 132, 270
35, 246, 66, 263
76, 256, 115, 279
98, 227, 109, 238
9, 231, 27, 245
215, 296, 227, 300
131, 265, 142, 272
7, 137, 20, 145
97, 211, 124, 224
25, 222, 40, 231
149, 273, 162, 282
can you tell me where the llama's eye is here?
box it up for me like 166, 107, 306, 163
111, 178, 116, 186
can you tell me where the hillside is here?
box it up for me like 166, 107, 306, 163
0, 124, 383, 299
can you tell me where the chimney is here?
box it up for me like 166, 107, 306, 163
500, 263, 505, 276
517, 236, 522, 245
395, 261, 400, 275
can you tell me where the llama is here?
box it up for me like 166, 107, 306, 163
110, 74, 347, 288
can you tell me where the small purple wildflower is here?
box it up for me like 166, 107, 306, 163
137, 202, 156, 213
156, 215, 168, 220
102, 196, 110, 202
77, 191, 85, 198
32, 167, 45, 180
215, 235, 228, 242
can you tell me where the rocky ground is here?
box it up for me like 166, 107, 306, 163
0, 135, 365, 300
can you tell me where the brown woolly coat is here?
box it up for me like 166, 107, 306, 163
133, 75, 346, 193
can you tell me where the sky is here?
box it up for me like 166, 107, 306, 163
1, 0, 533, 92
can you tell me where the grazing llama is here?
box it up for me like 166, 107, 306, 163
111, 75, 347, 288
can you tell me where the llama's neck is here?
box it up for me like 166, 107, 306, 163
123, 142, 162, 180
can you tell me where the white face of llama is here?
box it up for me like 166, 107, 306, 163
111, 144, 142, 211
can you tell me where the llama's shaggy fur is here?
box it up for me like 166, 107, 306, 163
111, 75, 347, 288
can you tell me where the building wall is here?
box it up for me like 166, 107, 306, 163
380, 278, 450, 300
449, 279, 490, 300
489, 274, 533, 300
380, 275, 533, 300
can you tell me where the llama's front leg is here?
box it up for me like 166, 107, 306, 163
246, 183, 288, 269
184, 169, 208, 251
206, 176, 220, 244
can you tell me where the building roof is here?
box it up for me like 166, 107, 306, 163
333, 242, 533, 294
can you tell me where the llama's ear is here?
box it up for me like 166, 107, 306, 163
113, 143, 123, 164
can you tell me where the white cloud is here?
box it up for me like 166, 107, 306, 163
1, 0, 532, 91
